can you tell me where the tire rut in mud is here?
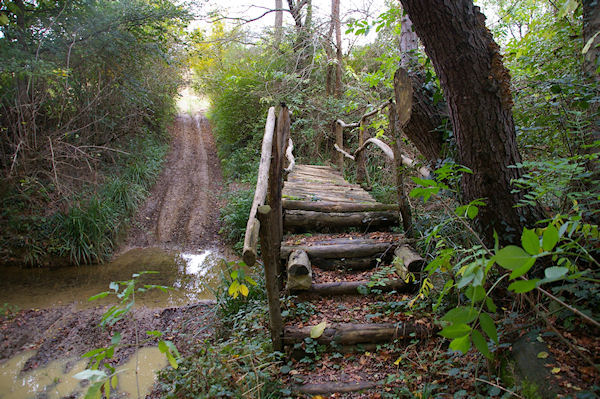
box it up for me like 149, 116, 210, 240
123, 113, 223, 252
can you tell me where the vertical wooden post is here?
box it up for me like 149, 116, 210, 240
335, 121, 344, 174
389, 101, 413, 236
356, 117, 367, 185
257, 205, 283, 351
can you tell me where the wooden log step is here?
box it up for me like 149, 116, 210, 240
280, 238, 399, 260
284, 210, 399, 231
283, 322, 435, 346
283, 199, 398, 212
292, 279, 416, 296
312, 256, 384, 271
293, 381, 381, 395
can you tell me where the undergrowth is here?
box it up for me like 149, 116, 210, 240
157, 260, 286, 398
0, 132, 169, 266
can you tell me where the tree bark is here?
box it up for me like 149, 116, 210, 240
332, 0, 343, 98
399, 0, 545, 243
274, 0, 283, 46
583, 0, 600, 82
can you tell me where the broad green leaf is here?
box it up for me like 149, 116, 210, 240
245, 276, 258, 286
111, 332, 121, 345
165, 350, 178, 369
521, 228, 540, 255
158, 340, 168, 354
442, 307, 478, 325
494, 246, 532, 270
85, 382, 103, 399
74, 369, 107, 382
310, 321, 328, 339
465, 285, 485, 303
239, 283, 249, 297
472, 330, 492, 359
467, 205, 479, 220
230, 270, 239, 280
509, 257, 536, 280
543, 266, 568, 282
82, 348, 105, 358
537, 351, 549, 359
104, 380, 111, 399
485, 297, 497, 313
559, 0, 579, 18
146, 330, 163, 337
449, 334, 471, 354
111, 375, 118, 389
439, 323, 472, 339
583, 32, 600, 54
0, 13, 9, 26
88, 291, 109, 301
479, 313, 498, 344
508, 279, 540, 293
542, 226, 559, 251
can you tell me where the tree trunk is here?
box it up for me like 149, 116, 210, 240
400, 11, 418, 68
583, 0, 600, 81
332, 0, 343, 98
274, 0, 283, 46
399, 0, 544, 243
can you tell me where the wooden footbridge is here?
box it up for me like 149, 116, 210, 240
242, 82, 435, 395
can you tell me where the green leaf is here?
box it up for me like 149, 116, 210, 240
165, 350, 178, 369
543, 266, 568, 282
521, 228, 540, 255
356, 285, 369, 295
310, 321, 328, 339
559, 0, 579, 18
494, 246, 532, 270
472, 330, 492, 359
239, 283, 249, 297
509, 257, 536, 280
442, 307, 478, 324
508, 279, 540, 293
74, 369, 107, 382
228, 280, 239, 296
230, 270, 239, 280
146, 330, 163, 337
111, 332, 121, 345
465, 285, 486, 303
479, 313, 498, 344
542, 226, 559, 251
485, 297, 497, 313
111, 375, 118, 389
0, 13, 9, 26
88, 291, 109, 301
82, 348, 105, 358
449, 335, 471, 354
439, 323, 472, 339
245, 276, 258, 286
583, 32, 600, 54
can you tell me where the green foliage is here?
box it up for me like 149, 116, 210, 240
410, 163, 599, 362
157, 261, 285, 398
219, 188, 254, 252
0, 0, 186, 265
75, 272, 179, 399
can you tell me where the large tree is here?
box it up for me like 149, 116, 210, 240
398, 0, 544, 243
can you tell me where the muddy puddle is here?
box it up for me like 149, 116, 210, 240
0, 247, 226, 310
0, 347, 167, 399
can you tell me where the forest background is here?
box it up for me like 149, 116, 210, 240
0, 0, 598, 397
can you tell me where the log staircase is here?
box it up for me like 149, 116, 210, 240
243, 100, 435, 396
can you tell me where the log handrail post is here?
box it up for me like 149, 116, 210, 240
389, 99, 413, 236
356, 116, 367, 185
335, 121, 344, 173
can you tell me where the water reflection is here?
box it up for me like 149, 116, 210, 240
0, 247, 225, 309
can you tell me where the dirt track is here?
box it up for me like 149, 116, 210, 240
123, 113, 224, 251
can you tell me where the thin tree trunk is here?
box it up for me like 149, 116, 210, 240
583, 0, 600, 81
274, 0, 283, 46
399, 0, 545, 243
332, 0, 343, 98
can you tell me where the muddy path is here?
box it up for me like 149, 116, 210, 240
123, 112, 224, 252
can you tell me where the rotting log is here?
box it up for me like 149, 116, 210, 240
283, 322, 434, 345
242, 107, 276, 266
283, 200, 398, 213
280, 239, 398, 260
293, 381, 381, 395
257, 205, 283, 351
293, 279, 416, 296
286, 250, 312, 291
394, 244, 425, 273
284, 210, 399, 231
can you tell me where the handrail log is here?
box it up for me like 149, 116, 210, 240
284, 137, 295, 174
335, 138, 430, 178
354, 137, 394, 160
335, 100, 392, 128
243, 107, 276, 266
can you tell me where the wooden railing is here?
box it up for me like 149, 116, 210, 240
242, 105, 291, 351
332, 70, 430, 235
